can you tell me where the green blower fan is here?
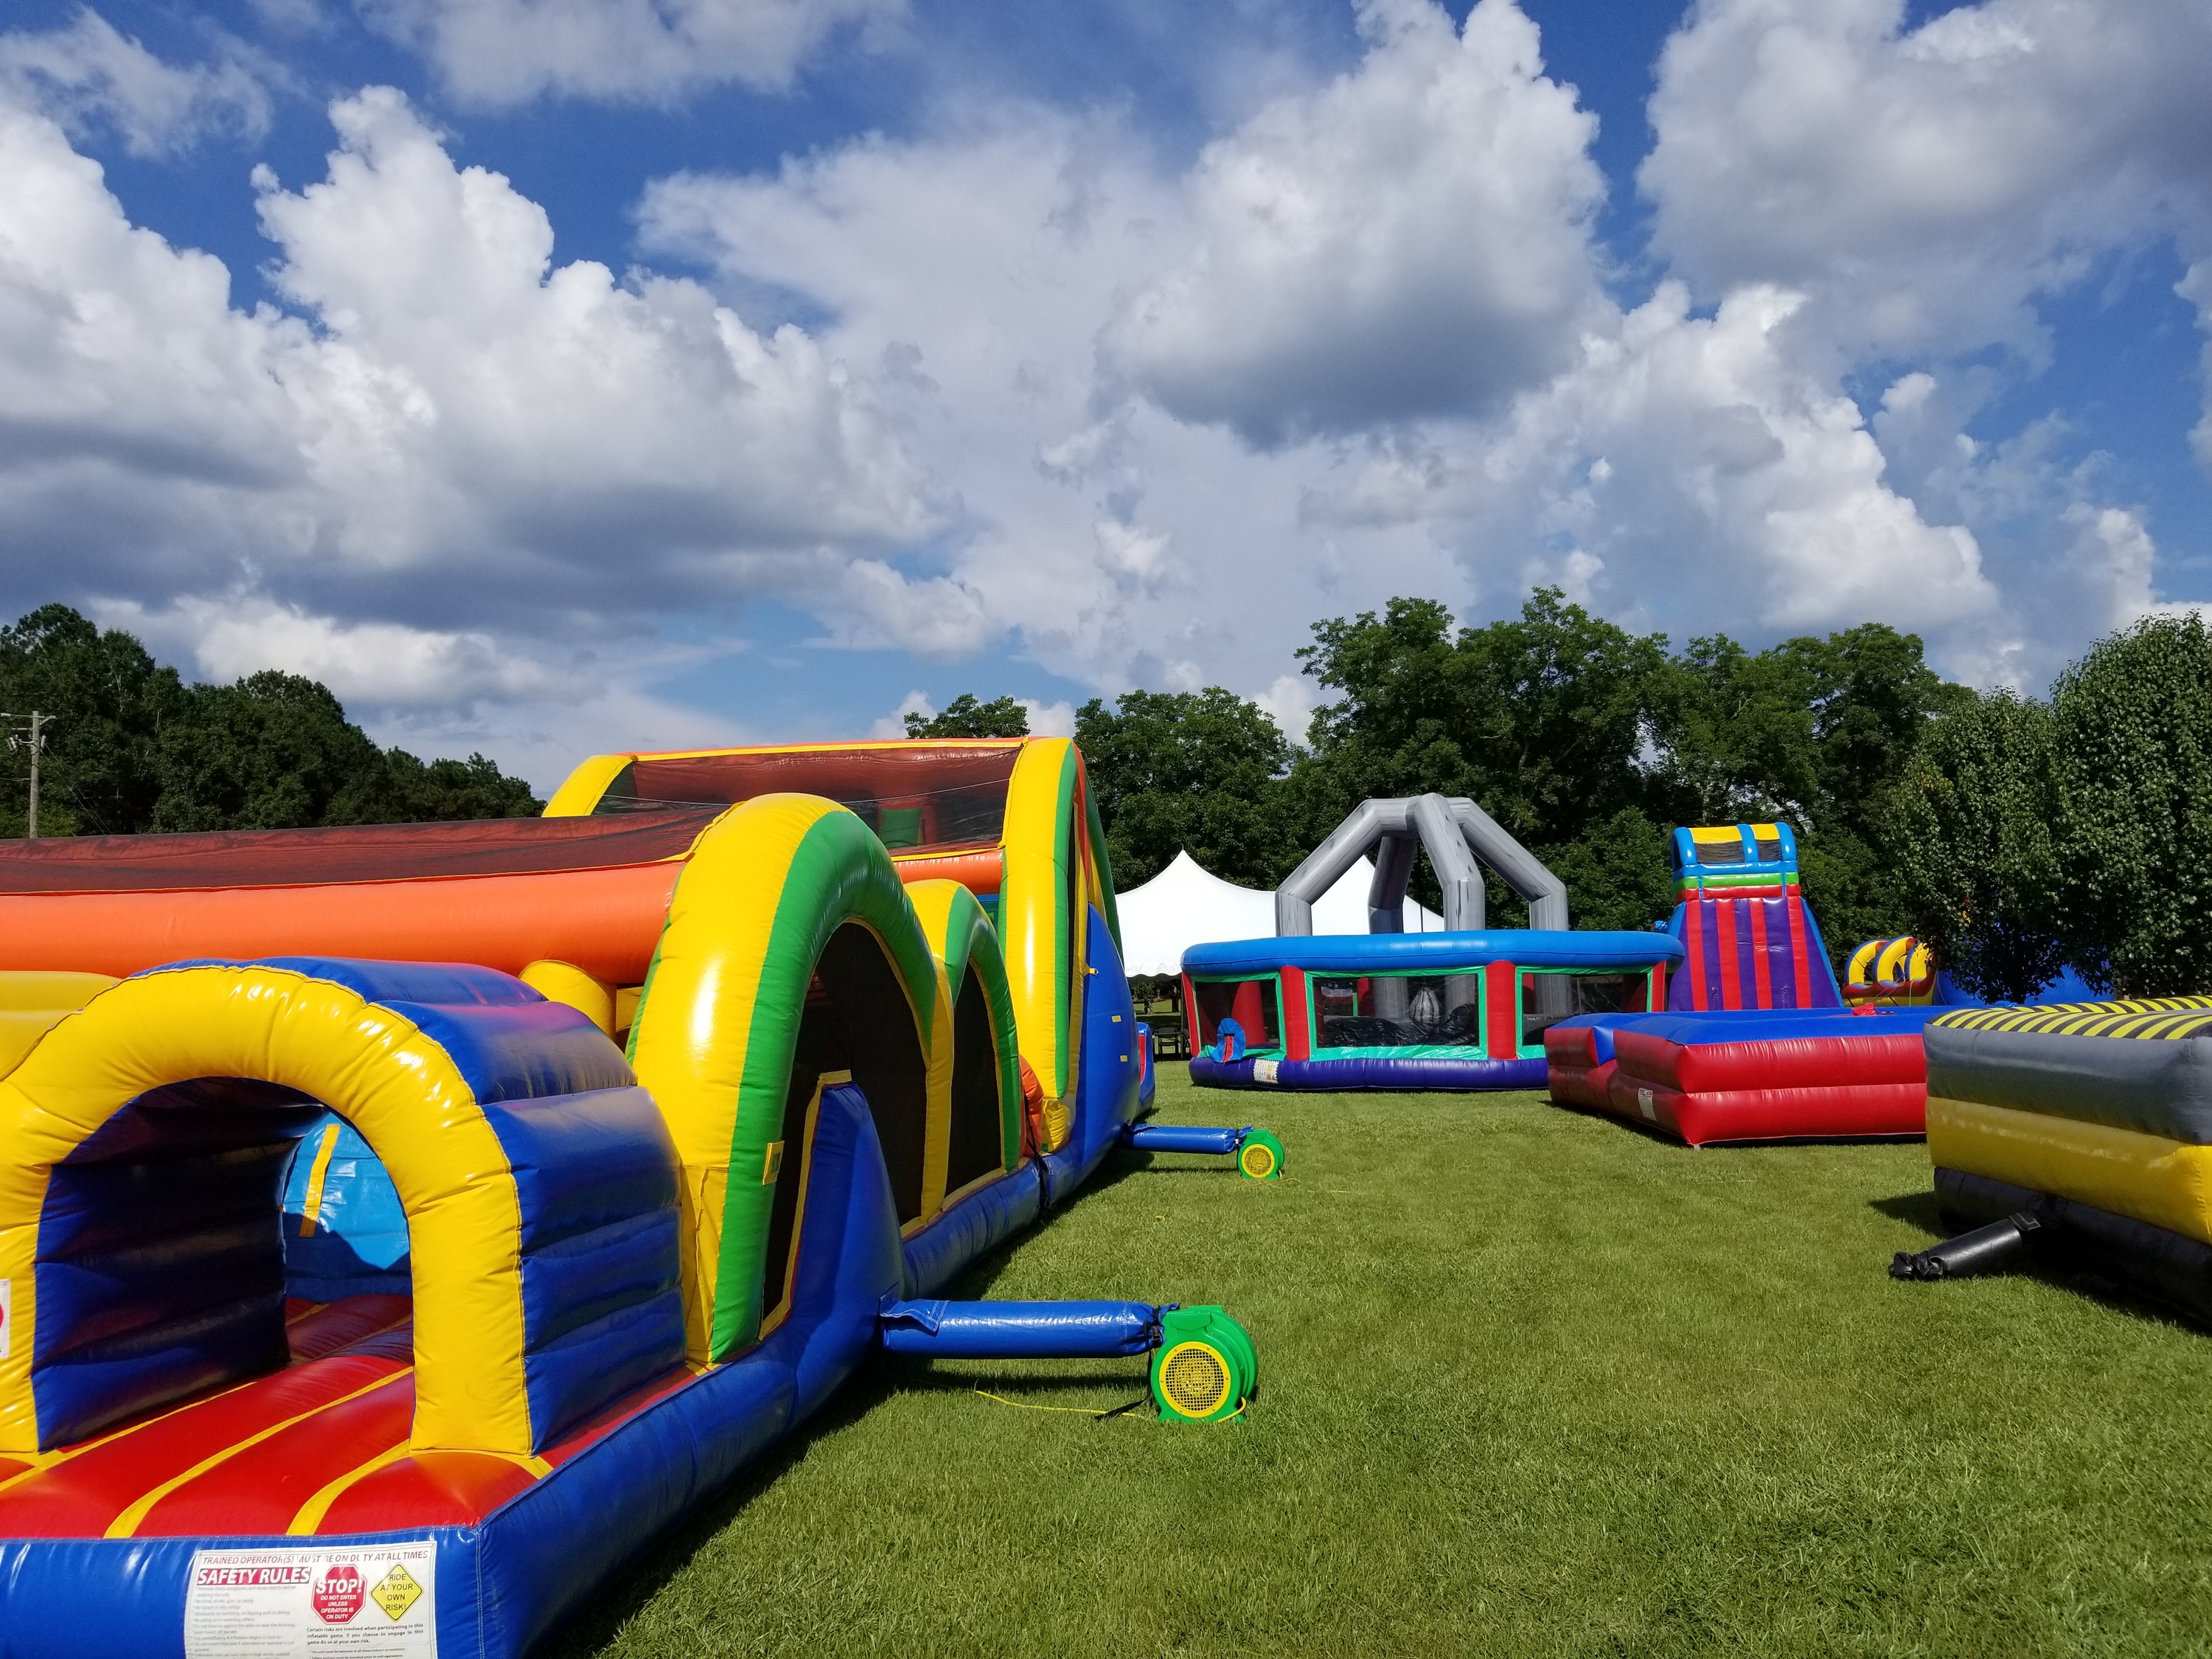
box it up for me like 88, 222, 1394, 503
1148, 1305, 1258, 1423
1236, 1127, 1285, 1182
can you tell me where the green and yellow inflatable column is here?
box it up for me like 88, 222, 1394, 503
625, 796, 945, 1364
998, 739, 1116, 1153
905, 880, 1024, 1180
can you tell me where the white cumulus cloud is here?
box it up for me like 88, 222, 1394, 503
0, 83, 945, 779
1321, 281, 1998, 639
1104, 0, 1607, 445
128, 593, 573, 706
1642, 0, 2212, 361
357, 0, 902, 107
6, 0, 2212, 787
0, 10, 272, 157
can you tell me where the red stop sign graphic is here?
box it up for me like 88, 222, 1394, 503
313, 1565, 366, 1624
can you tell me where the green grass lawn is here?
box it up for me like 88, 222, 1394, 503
555, 1070, 2212, 1658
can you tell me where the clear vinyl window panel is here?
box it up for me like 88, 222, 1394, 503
1518, 970, 1651, 1048
1189, 977, 1283, 1050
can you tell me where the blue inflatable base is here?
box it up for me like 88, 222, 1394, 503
1190, 1054, 1548, 1091
1547, 1006, 1954, 1054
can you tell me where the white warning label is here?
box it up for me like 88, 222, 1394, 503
184, 1542, 437, 1658
1251, 1058, 1280, 1085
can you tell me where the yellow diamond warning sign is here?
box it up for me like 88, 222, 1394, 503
372, 1563, 424, 1621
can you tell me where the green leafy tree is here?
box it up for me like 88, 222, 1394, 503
0, 605, 188, 835
1540, 807, 1676, 933
155, 674, 548, 830
1645, 636, 1818, 826
1283, 594, 1967, 951
903, 694, 1030, 738
153, 672, 395, 831
375, 751, 544, 821
2053, 616, 2212, 996
1886, 691, 2067, 1001
1046, 590, 1966, 961
1291, 590, 1666, 854
0, 605, 542, 835
1649, 622, 1970, 953
1077, 688, 1293, 888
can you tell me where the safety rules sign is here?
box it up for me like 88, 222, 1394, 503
184, 1542, 437, 1657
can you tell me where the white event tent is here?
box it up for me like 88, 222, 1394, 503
1113, 850, 1443, 978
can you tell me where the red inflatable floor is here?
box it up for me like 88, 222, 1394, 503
0, 1296, 696, 1540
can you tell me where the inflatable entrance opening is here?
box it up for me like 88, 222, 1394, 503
790, 923, 932, 1233
0, 956, 681, 1474
1190, 978, 1285, 1053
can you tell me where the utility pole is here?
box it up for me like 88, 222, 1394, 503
1, 711, 53, 839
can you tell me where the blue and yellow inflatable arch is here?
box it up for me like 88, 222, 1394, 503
0, 957, 678, 1461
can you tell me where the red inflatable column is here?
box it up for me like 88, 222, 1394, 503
1484, 961, 1518, 1057
1231, 979, 1269, 1046
1279, 966, 1310, 1060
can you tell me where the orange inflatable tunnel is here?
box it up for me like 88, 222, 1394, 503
0, 742, 1034, 985
0, 813, 714, 983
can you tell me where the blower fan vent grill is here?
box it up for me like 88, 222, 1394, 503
1158, 1340, 1231, 1419
1239, 1140, 1277, 1179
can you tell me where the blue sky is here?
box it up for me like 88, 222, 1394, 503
1, 0, 2208, 785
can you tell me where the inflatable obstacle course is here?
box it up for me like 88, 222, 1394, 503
1545, 824, 1951, 1144
0, 737, 1269, 1659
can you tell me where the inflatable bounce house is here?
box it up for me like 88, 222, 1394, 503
1890, 996, 2212, 1321
1545, 824, 1965, 1144
0, 738, 1271, 1658
1184, 793, 1682, 1091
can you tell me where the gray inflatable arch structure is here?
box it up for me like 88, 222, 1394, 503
1273, 794, 1570, 1021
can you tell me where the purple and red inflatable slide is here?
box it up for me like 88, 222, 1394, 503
1545, 824, 1964, 1144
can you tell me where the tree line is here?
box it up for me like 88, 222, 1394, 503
0, 605, 540, 835
16, 594, 2207, 1002
916, 594, 2212, 1002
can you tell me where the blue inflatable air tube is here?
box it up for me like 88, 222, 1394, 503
1120, 1122, 1245, 1156
877, 1298, 1161, 1358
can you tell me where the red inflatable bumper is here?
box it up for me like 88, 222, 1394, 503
1542, 1025, 1614, 1111
1611, 1028, 1924, 1144
1548, 1015, 1930, 1145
